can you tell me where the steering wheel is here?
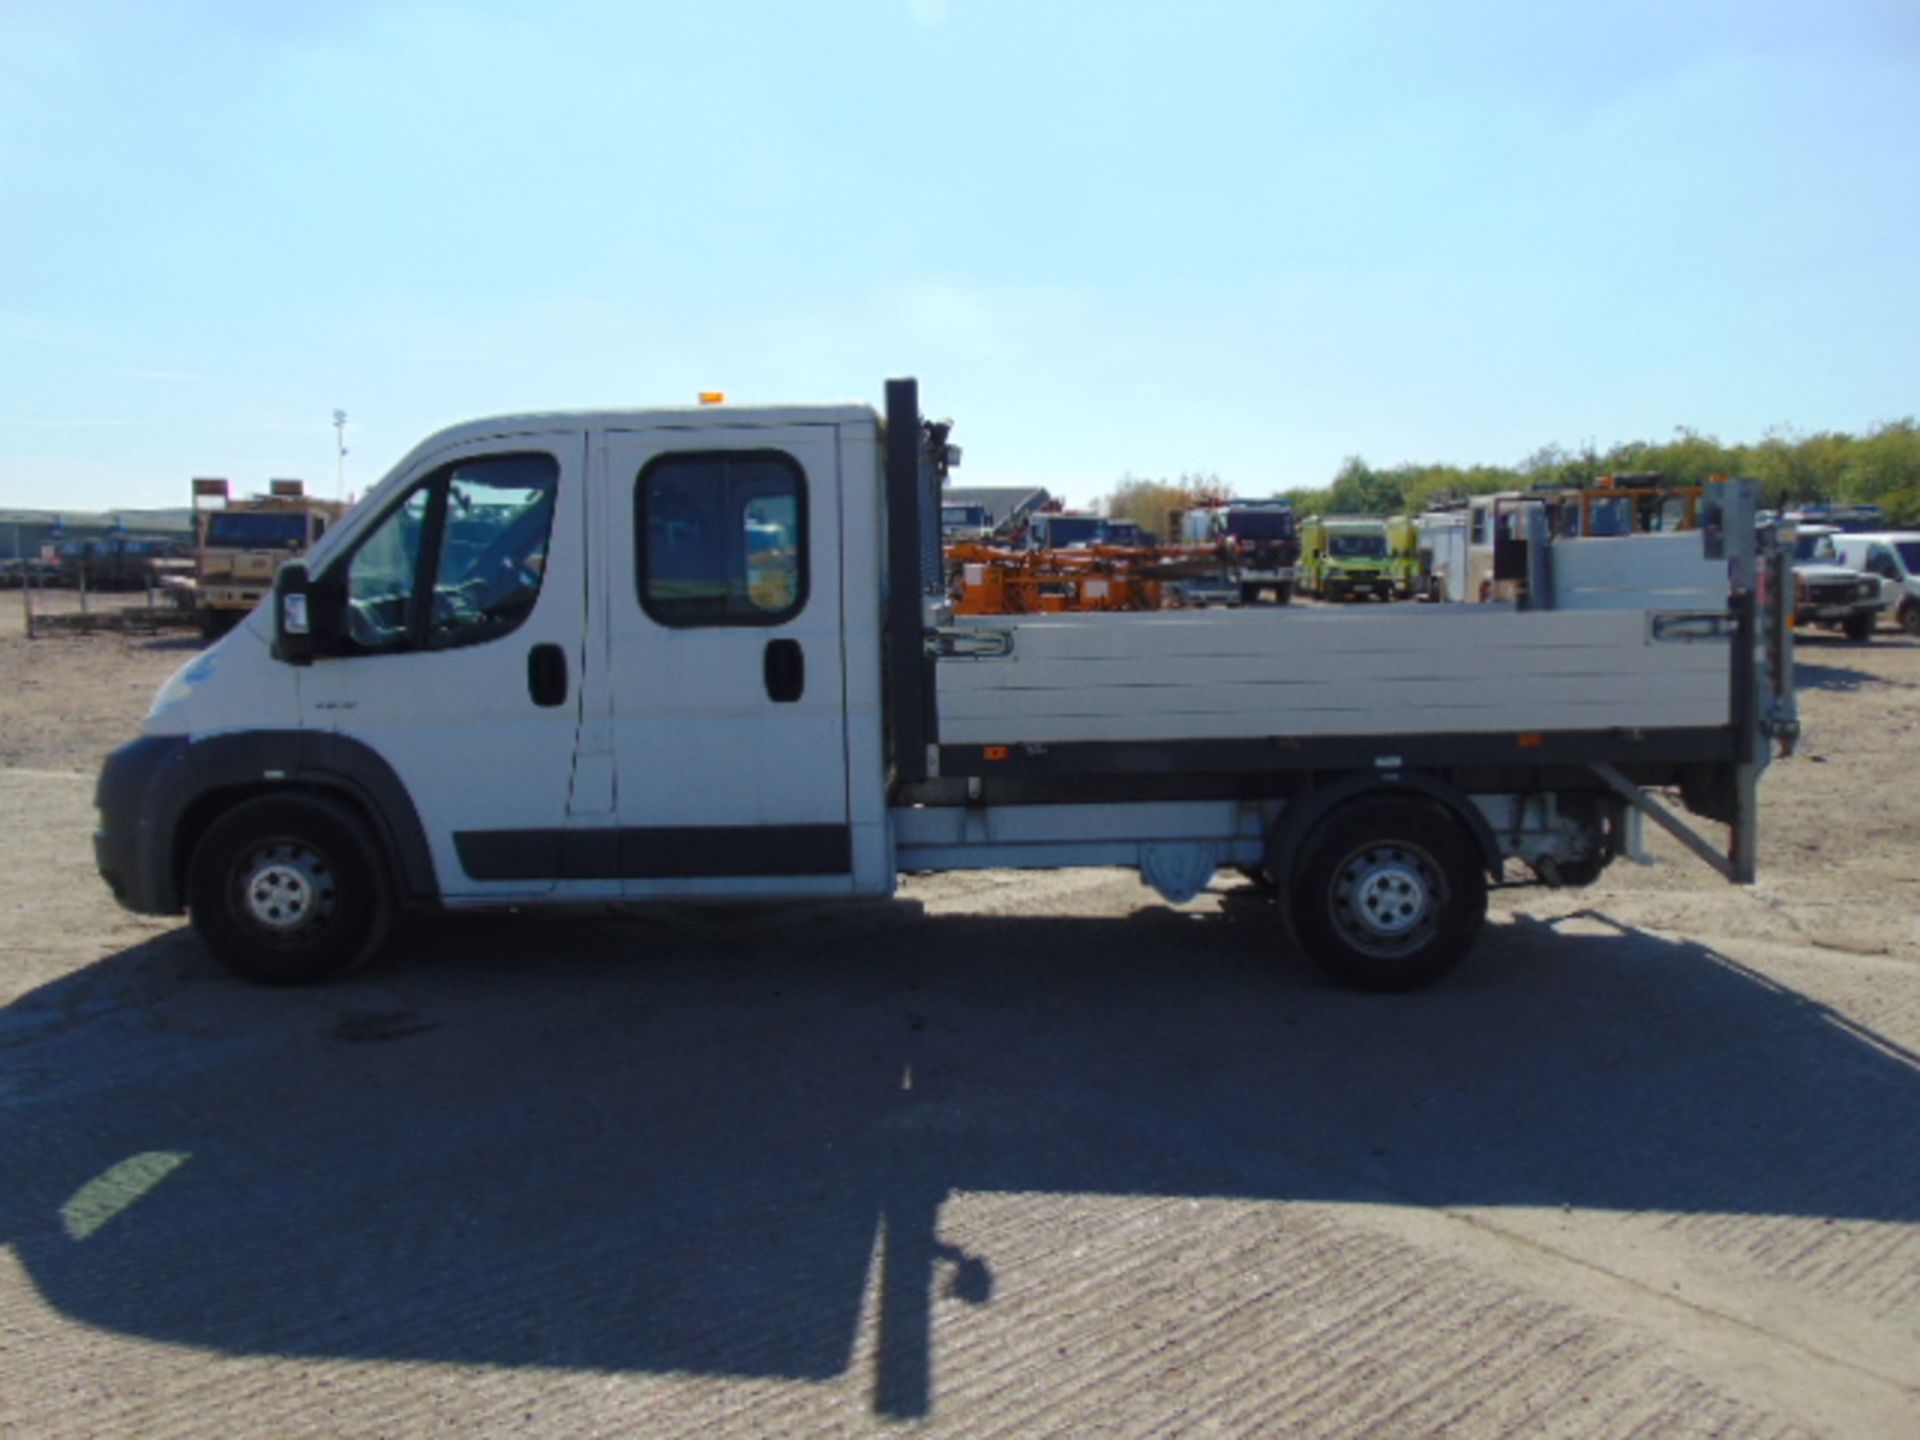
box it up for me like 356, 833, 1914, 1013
431, 580, 486, 632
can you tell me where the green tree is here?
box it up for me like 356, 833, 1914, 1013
1326, 457, 1408, 515
1110, 416, 1920, 528
1843, 419, 1920, 505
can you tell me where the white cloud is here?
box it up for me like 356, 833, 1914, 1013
104, 368, 204, 383
394, 349, 498, 364
0, 416, 135, 429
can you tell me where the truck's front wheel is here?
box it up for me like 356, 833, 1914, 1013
1286, 798, 1487, 992
186, 794, 394, 986
1843, 611, 1875, 643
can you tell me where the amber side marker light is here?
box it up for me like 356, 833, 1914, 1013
984, 746, 1011, 761
1517, 733, 1546, 749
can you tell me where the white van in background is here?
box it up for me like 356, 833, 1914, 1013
1829, 532, 1920, 636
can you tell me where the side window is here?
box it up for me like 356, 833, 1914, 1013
636, 451, 806, 626
346, 489, 433, 651
341, 453, 559, 653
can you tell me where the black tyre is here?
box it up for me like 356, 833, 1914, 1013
186, 793, 394, 985
1285, 798, 1488, 993
1273, 583, 1292, 606
1899, 599, 1920, 637
1843, 610, 1875, 643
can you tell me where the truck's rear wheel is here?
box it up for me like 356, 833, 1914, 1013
1286, 798, 1487, 992
1899, 598, 1920, 637
186, 794, 394, 986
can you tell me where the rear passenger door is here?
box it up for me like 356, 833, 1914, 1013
600, 424, 853, 897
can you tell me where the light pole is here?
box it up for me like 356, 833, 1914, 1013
333, 408, 349, 499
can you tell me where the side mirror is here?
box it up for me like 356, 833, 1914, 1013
273, 562, 316, 665
273, 562, 346, 664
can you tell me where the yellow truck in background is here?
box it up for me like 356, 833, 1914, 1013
1384, 515, 1420, 598
1298, 515, 1395, 601
193, 478, 348, 639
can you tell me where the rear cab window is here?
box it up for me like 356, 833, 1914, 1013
634, 451, 807, 626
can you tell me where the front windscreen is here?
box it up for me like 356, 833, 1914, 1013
205, 511, 309, 548
1588, 497, 1633, 537
1226, 511, 1294, 541
1329, 533, 1387, 558
1041, 517, 1102, 546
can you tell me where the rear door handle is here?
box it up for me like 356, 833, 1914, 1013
764, 638, 804, 703
528, 643, 568, 707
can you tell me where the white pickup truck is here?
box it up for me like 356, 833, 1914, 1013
95, 381, 1799, 992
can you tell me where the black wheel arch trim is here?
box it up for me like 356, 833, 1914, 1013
96, 730, 438, 915
1265, 770, 1503, 885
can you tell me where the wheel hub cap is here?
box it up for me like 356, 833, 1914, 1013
241, 844, 334, 932
1332, 845, 1439, 953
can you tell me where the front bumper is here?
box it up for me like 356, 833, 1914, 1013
94, 735, 192, 915
1326, 574, 1394, 599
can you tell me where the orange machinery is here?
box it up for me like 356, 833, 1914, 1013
946, 542, 1231, 614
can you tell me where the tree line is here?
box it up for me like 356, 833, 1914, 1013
1105, 419, 1920, 532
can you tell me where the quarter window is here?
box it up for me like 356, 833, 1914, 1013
636, 451, 806, 625
345, 488, 433, 649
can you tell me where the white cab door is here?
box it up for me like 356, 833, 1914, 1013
601, 424, 852, 897
299, 433, 589, 899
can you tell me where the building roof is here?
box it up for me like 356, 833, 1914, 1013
0, 507, 195, 534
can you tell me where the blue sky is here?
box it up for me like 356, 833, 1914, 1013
3, 0, 1916, 513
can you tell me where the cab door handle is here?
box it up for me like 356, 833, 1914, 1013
528, 644, 568, 707
764, 639, 804, 703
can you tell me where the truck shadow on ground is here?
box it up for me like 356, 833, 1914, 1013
1794, 655, 1920, 693
1791, 629, 1919, 691
3, 895, 1917, 1417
